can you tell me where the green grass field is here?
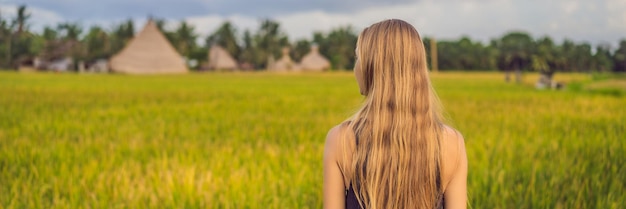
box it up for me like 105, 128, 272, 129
0, 71, 624, 208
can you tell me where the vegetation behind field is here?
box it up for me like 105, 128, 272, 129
0, 71, 624, 208
2, 5, 626, 73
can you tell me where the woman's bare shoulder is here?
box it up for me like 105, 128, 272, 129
441, 125, 465, 152
324, 122, 357, 189
325, 123, 349, 148
324, 122, 355, 160
440, 125, 468, 190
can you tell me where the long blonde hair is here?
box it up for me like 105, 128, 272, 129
342, 19, 445, 209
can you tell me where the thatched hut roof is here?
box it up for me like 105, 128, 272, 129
269, 47, 297, 71
109, 20, 187, 74
207, 45, 238, 70
299, 45, 330, 71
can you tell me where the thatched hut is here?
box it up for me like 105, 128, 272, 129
109, 20, 187, 74
298, 45, 330, 71
207, 45, 238, 71
269, 47, 298, 71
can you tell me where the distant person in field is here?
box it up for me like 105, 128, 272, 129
324, 19, 468, 209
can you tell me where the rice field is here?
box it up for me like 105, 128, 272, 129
0, 71, 624, 208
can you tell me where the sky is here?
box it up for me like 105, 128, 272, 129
1, 0, 625, 47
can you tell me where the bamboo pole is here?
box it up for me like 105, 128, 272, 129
430, 38, 438, 72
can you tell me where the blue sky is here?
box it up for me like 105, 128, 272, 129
1, 0, 625, 47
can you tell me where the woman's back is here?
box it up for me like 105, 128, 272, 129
326, 124, 466, 209
323, 19, 467, 209
342, 125, 462, 209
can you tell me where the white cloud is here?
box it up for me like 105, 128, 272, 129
563, 1, 579, 15
1, 4, 64, 32
185, 14, 258, 37
607, 0, 626, 29
265, 0, 626, 46
185, 15, 224, 35
3, 0, 626, 47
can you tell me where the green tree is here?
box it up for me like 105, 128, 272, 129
154, 18, 176, 44
110, 19, 134, 54
2, 8, 15, 68
531, 37, 562, 87
172, 22, 197, 56
427, 37, 496, 71
326, 26, 357, 70
253, 19, 289, 69
0, 9, 13, 68
438, 37, 483, 70
614, 40, 626, 72
436, 40, 462, 69
291, 39, 310, 62
57, 22, 83, 41
313, 26, 357, 70
15, 5, 30, 36
238, 29, 256, 67
457, 37, 478, 69
422, 37, 433, 68
2, 5, 40, 69
54, 22, 85, 70
483, 42, 499, 70
82, 26, 111, 62
171, 21, 202, 68
0, 11, 11, 68
206, 21, 240, 59
561, 39, 593, 72
42, 26, 58, 40
564, 41, 593, 72
592, 44, 613, 72
531, 37, 556, 73
496, 32, 534, 83
39, 26, 58, 60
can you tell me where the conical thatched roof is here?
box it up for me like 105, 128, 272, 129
299, 45, 330, 71
207, 45, 238, 70
110, 20, 187, 74
269, 47, 296, 71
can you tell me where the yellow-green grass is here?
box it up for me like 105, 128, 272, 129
0, 71, 624, 208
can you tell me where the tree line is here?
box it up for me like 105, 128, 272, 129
425, 34, 626, 74
1, 5, 625, 73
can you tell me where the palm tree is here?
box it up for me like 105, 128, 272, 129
497, 32, 534, 83
614, 40, 626, 72
532, 37, 557, 88
110, 19, 134, 54
54, 22, 84, 69
238, 29, 256, 68
253, 19, 289, 68
2, 5, 31, 69
171, 21, 200, 68
0, 9, 10, 67
325, 26, 357, 70
593, 44, 613, 72
291, 39, 310, 62
173, 21, 197, 57
83, 26, 111, 62
57, 23, 83, 41
206, 21, 240, 59
314, 26, 357, 70
15, 5, 30, 36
